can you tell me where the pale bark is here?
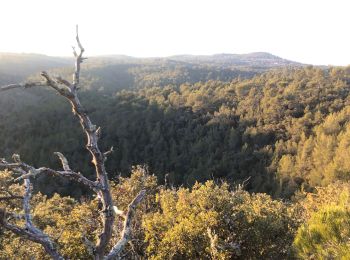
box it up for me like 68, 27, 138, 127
0, 26, 145, 260
0, 156, 64, 259
105, 190, 146, 260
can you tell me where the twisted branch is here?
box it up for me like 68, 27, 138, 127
0, 167, 64, 260
0, 82, 47, 92
0, 26, 145, 259
0, 157, 100, 192
105, 190, 146, 260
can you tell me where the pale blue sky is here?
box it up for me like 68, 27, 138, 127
1, 0, 349, 65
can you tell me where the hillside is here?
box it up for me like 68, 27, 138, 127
0, 53, 71, 80
2, 0, 350, 258
1, 63, 349, 198
2, 54, 350, 259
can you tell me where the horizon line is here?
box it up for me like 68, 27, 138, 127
0, 51, 346, 67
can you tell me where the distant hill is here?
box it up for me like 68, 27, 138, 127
88, 52, 304, 69
0, 52, 305, 92
0, 51, 304, 74
168, 52, 304, 68
0, 53, 71, 81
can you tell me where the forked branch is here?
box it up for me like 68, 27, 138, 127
106, 190, 146, 259
0, 168, 64, 260
73, 25, 86, 89
0, 26, 145, 260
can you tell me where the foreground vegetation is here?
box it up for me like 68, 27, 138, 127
2, 168, 350, 259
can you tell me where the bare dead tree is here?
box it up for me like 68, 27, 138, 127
0, 26, 145, 260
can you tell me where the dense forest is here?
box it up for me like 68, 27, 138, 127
0, 53, 302, 195
2, 53, 350, 259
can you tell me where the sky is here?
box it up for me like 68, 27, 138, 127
1, 0, 349, 65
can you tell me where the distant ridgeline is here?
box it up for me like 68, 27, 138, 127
4, 52, 350, 198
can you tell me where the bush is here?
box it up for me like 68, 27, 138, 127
143, 181, 300, 259
294, 205, 350, 259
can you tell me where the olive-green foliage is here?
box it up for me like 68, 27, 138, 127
293, 182, 350, 259
294, 205, 350, 259
0, 170, 303, 259
1, 192, 98, 260
4, 60, 350, 258
278, 106, 350, 194
3, 66, 350, 197
296, 182, 350, 219
0, 168, 156, 259
143, 181, 300, 259
109, 165, 159, 259
5, 172, 350, 260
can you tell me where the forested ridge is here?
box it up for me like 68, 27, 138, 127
1, 64, 349, 196
2, 53, 350, 259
